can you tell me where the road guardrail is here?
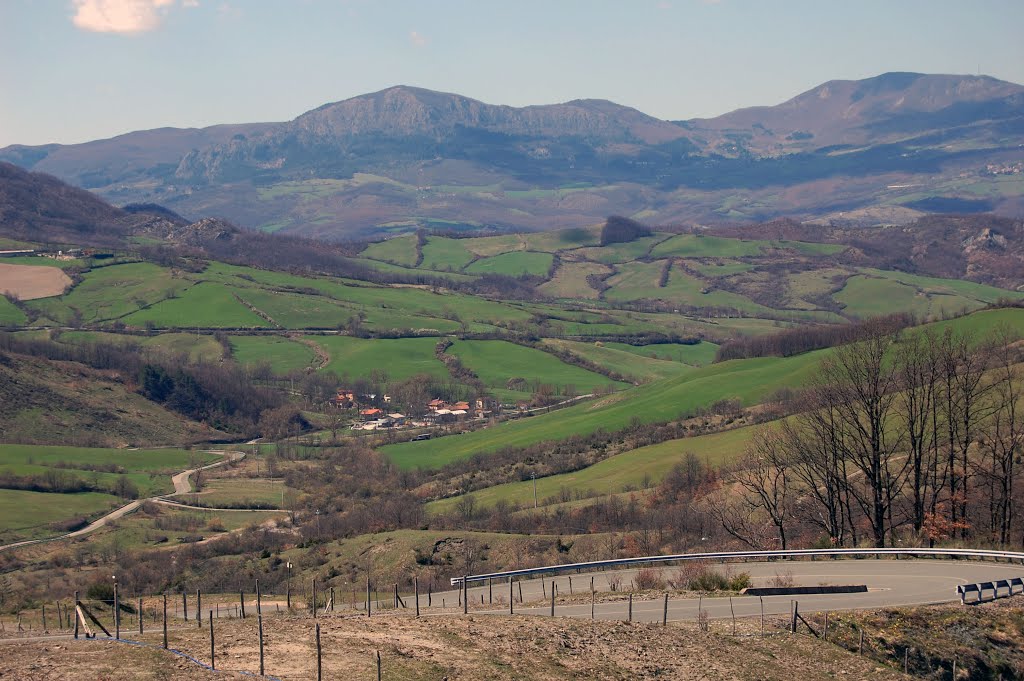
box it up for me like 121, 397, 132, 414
450, 547, 1024, 587
958, 576, 1024, 604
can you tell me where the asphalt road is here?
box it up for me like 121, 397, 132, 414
437, 559, 1024, 623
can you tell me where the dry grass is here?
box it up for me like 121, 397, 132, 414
0, 611, 908, 680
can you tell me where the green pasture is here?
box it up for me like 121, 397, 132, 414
381, 348, 826, 470
541, 339, 692, 382
419, 237, 476, 271
602, 340, 720, 367
0, 297, 27, 325
651, 234, 766, 258
447, 340, 629, 396
311, 335, 448, 382
360, 235, 419, 266
465, 251, 554, 276
538, 261, 610, 299
573, 235, 670, 264
0, 490, 120, 543
427, 424, 757, 514
230, 335, 316, 373
124, 282, 269, 328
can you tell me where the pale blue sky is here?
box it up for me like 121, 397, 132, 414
2, 0, 1023, 146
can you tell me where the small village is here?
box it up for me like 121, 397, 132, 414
333, 389, 503, 433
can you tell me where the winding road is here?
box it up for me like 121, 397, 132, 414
432, 559, 1024, 623
0, 451, 246, 553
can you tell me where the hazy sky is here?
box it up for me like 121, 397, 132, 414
2, 0, 1023, 147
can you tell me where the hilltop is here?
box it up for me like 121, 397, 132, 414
2, 73, 1023, 237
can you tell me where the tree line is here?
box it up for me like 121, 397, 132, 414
711, 323, 1023, 549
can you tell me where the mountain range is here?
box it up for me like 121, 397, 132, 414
3, 72, 1023, 238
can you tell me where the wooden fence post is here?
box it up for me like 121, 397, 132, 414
791, 601, 798, 634
729, 596, 736, 636
312, 578, 317, 617
258, 613, 265, 676
42, 604, 47, 633
858, 628, 864, 655
823, 612, 828, 642
628, 593, 633, 622
182, 591, 188, 622
488, 578, 492, 604
760, 596, 764, 637
376, 650, 382, 681
663, 593, 669, 626
74, 591, 79, 639
162, 594, 168, 650
509, 579, 513, 615
256, 580, 262, 617
462, 576, 468, 615
315, 622, 322, 681
518, 582, 523, 604
139, 597, 143, 635
550, 581, 555, 616
415, 577, 420, 617
240, 591, 246, 619
114, 582, 120, 640
331, 587, 335, 613
591, 587, 595, 620
196, 589, 202, 627
209, 610, 215, 670
366, 576, 371, 617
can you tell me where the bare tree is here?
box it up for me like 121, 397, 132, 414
731, 428, 794, 549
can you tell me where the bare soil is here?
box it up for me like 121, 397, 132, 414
0, 263, 71, 301
0, 612, 907, 680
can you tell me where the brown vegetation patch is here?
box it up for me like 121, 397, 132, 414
0, 264, 71, 301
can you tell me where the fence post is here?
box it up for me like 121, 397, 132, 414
663, 593, 669, 626
550, 581, 555, 617
463, 576, 468, 615
791, 601, 798, 634
823, 612, 828, 642
376, 650, 382, 681
240, 591, 245, 620
162, 594, 168, 650
256, 580, 262, 616
519, 582, 523, 604
858, 628, 864, 655
315, 622, 322, 681
759, 596, 764, 637
509, 579, 514, 615
182, 591, 187, 622
628, 594, 633, 622
729, 596, 736, 636
258, 612, 265, 676
114, 581, 120, 640
415, 577, 420, 617
904, 647, 909, 674
209, 610, 215, 670
489, 578, 492, 605
591, 587, 595, 620
366, 576, 371, 618
312, 578, 317, 617
197, 589, 202, 627
73, 591, 79, 639
393, 584, 398, 610
331, 587, 335, 613
139, 597, 143, 635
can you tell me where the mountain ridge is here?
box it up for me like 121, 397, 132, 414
3, 72, 1023, 237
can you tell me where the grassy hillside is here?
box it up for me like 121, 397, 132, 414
427, 424, 757, 514
383, 306, 1024, 470
382, 349, 825, 470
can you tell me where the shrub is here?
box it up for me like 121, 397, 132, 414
689, 571, 730, 592
728, 571, 752, 591
634, 568, 666, 590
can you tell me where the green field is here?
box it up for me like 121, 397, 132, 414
231, 335, 316, 373
0, 296, 27, 325
447, 340, 629, 399
0, 445, 219, 543
651, 234, 766, 258
427, 425, 757, 514
312, 335, 448, 382
382, 349, 826, 469
465, 251, 554, 276
361, 235, 419, 266
0, 489, 120, 543
124, 282, 269, 328
384, 306, 1024, 470
538, 261, 610, 299
603, 341, 719, 366
419, 237, 476, 271
541, 339, 693, 382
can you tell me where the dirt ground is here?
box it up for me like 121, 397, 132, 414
0, 263, 71, 300
0, 612, 907, 680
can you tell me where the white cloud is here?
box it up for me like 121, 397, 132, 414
409, 30, 428, 48
71, 0, 194, 34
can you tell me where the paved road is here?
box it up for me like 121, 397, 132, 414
0, 451, 244, 553
435, 559, 1024, 623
